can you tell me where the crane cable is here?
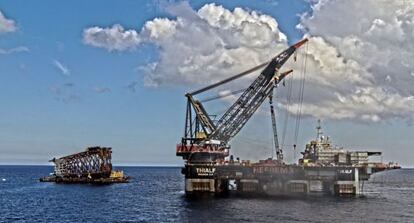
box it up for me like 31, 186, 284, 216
200, 88, 246, 103
281, 72, 293, 151
293, 41, 309, 157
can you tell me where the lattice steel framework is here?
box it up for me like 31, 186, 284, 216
51, 147, 112, 178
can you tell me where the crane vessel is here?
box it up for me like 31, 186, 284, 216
176, 39, 399, 196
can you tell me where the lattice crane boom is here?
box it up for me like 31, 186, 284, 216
180, 39, 307, 148
209, 39, 307, 144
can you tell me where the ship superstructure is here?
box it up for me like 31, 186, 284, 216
299, 120, 380, 167
299, 120, 399, 173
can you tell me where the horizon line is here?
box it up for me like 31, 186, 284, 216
0, 163, 183, 167
0, 164, 413, 169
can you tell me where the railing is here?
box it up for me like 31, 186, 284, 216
176, 144, 229, 156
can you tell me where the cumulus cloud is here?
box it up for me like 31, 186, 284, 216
0, 46, 29, 54
83, 24, 141, 51
83, 1, 414, 122
144, 2, 287, 87
0, 10, 16, 34
83, 2, 287, 87
53, 59, 70, 76
293, 0, 414, 122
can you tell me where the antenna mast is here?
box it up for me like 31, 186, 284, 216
316, 119, 323, 141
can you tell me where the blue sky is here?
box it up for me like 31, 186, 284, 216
0, 0, 413, 166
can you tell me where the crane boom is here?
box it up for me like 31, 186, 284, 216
179, 39, 307, 149
209, 39, 307, 144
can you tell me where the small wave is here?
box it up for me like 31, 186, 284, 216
362, 191, 381, 194
176, 190, 185, 195
387, 187, 414, 191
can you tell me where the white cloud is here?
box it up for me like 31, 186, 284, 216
0, 46, 29, 54
294, 0, 414, 122
83, 1, 414, 122
0, 10, 16, 34
53, 60, 70, 76
142, 2, 288, 87
83, 24, 141, 51
142, 18, 177, 41
0, 12, 26, 56
83, 2, 288, 87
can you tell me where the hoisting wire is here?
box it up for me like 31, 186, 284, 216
293, 42, 309, 159
281, 72, 293, 151
189, 61, 269, 96
200, 88, 246, 103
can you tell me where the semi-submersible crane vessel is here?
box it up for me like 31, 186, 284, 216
176, 39, 399, 196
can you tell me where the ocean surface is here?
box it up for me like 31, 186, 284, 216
0, 166, 413, 223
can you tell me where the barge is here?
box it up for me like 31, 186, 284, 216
40, 146, 129, 184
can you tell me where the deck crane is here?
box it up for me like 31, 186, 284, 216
177, 39, 308, 163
